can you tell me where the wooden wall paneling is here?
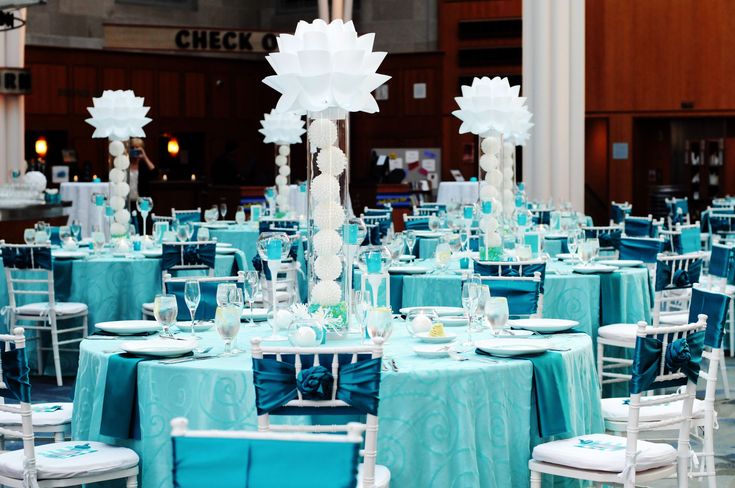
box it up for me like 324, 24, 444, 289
184, 72, 206, 118
158, 71, 181, 118
235, 74, 258, 117
606, 114, 634, 206
26, 64, 68, 114
71, 66, 96, 115
402, 68, 436, 116
584, 117, 609, 225
210, 72, 234, 119
130, 70, 156, 113
102, 68, 128, 90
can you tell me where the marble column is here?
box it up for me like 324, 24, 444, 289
522, 0, 585, 210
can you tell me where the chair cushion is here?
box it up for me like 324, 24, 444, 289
15, 302, 87, 316
356, 464, 391, 488
0, 403, 73, 427
597, 323, 637, 343
0, 441, 138, 480
601, 397, 705, 422
658, 312, 689, 325
531, 433, 676, 472
142, 302, 154, 311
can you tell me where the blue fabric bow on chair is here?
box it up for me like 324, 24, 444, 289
0, 344, 31, 403
161, 244, 216, 270
630, 331, 705, 394
252, 355, 382, 416
474, 261, 546, 293
585, 229, 622, 250
610, 204, 630, 224
482, 278, 541, 317
618, 237, 664, 263
1, 247, 52, 271
405, 218, 429, 231
654, 258, 702, 292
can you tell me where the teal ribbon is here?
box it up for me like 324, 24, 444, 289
100, 354, 147, 439
405, 219, 429, 231
252, 356, 382, 415
624, 217, 654, 237
630, 330, 705, 394
619, 237, 664, 263
2, 246, 52, 270
0, 345, 31, 403
161, 243, 216, 270
654, 258, 702, 292
474, 261, 546, 293
688, 287, 731, 349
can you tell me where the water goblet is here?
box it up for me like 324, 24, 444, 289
204, 206, 219, 224
176, 223, 191, 242
153, 294, 178, 337
23, 228, 35, 245
366, 307, 393, 343
428, 215, 440, 232
235, 206, 246, 226
461, 281, 480, 346
216, 283, 236, 307
219, 202, 228, 220
244, 271, 260, 325
59, 226, 71, 244
70, 220, 82, 241
197, 227, 210, 242
91, 227, 105, 254
136, 197, 153, 237
404, 230, 417, 259
215, 304, 241, 356
485, 297, 509, 336
435, 242, 452, 273
184, 280, 201, 337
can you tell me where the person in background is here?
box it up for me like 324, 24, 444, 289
129, 137, 157, 199
212, 140, 241, 185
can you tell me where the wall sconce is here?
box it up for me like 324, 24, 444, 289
35, 136, 48, 158
167, 137, 180, 157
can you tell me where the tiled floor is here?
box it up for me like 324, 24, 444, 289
27, 359, 735, 487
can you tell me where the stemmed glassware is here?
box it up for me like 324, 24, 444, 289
153, 294, 178, 338
366, 306, 393, 343
204, 206, 219, 224
219, 202, 228, 221
215, 304, 240, 357
404, 230, 416, 260
244, 271, 260, 326
153, 221, 168, 245
434, 242, 452, 274
428, 215, 440, 232
92, 226, 105, 255
461, 280, 480, 347
137, 197, 153, 237
235, 206, 246, 226
485, 297, 510, 336
23, 228, 35, 245
176, 223, 192, 242
58, 226, 72, 247
352, 290, 370, 343
70, 219, 82, 241
184, 280, 200, 337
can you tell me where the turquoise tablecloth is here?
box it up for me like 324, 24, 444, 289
72, 327, 602, 488
208, 224, 259, 265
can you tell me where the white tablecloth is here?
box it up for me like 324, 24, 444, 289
59, 182, 110, 237
287, 184, 307, 217
436, 181, 479, 205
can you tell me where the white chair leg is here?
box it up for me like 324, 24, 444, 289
597, 342, 604, 388
529, 469, 542, 488
53, 432, 63, 443
49, 315, 62, 387
82, 313, 88, 338
126, 475, 138, 488
718, 349, 731, 399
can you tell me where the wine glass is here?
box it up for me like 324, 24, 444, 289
244, 271, 259, 326
216, 283, 236, 307
485, 297, 509, 336
235, 206, 246, 226
215, 304, 241, 356
184, 280, 201, 337
197, 227, 210, 242
461, 281, 480, 346
176, 223, 191, 242
567, 230, 579, 258
219, 202, 228, 220
428, 215, 440, 232
70, 219, 82, 241
579, 240, 593, 266
447, 233, 463, 253
23, 228, 35, 245
366, 307, 393, 343
204, 206, 219, 224
153, 294, 178, 337
435, 242, 452, 273
351, 290, 369, 343
404, 230, 416, 259
588, 238, 600, 262
59, 226, 71, 244
92, 227, 105, 255
136, 197, 153, 236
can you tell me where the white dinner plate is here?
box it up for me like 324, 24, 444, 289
177, 320, 214, 332
241, 307, 269, 321
508, 318, 579, 333
216, 247, 237, 255
95, 320, 161, 335
52, 250, 87, 259
400, 306, 465, 317
389, 265, 431, 274
413, 345, 452, 358
441, 316, 469, 327
492, 329, 535, 338
120, 338, 197, 358
141, 249, 162, 258
414, 231, 443, 238
398, 254, 415, 262
556, 253, 576, 260
415, 331, 457, 344
475, 339, 549, 357
597, 259, 644, 268
572, 264, 617, 274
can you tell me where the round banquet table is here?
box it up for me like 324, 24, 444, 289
73, 326, 602, 488
207, 223, 259, 265
59, 182, 110, 237
355, 259, 653, 344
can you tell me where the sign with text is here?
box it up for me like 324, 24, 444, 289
0, 68, 31, 95
104, 24, 279, 55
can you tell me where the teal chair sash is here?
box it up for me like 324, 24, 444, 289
585, 228, 622, 250
654, 258, 702, 292
668, 199, 689, 225
165, 279, 245, 321
172, 435, 360, 488
482, 278, 541, 317
671, 227, 701, 254
474, 261, 546, 293
630, 330, 705, 394
2, 246, 52, 271
618, 237, 664, 263
252, 354, 381, 416
624, 217, 654, 237
709, 244, 734, 279
688, 287, 731, 349
0, 343, 31, 403
532, 210, 550, 226
405, 219, 429, 231
610, 204, 630, 224
161, 243, 216, 271
174, 212, 200, 225
543, 235, 568, 254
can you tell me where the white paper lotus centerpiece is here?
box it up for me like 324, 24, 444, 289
504, 105, 533, 146
85, 90, 152, 141
452, 77, 527, 137
259, 110, 305, 145
263, 19, 391, 114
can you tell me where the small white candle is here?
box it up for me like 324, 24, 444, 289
162, 174, 168, 182
412, 313, 433, 333
191, 174, 196, 181
73, 175, 78, 182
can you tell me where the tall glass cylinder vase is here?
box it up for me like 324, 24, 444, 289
477, 132, 504, 259
274, 143, 291, 217
306, 108, 351, 335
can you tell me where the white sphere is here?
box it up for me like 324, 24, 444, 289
503, 154, 514, 168
279, 184, 290, 195
314, 201, 345, 230
503, 142, 515, 154
313, 229, 343, 256
113, 155, 130, 170
503, 189, 515, 203
279, 165, 291, 176
480, 184, 495, 200
492, 198, 503, 214
23, 171, 47, 194
503, 167, 514, 181
109, 168, 125, 184
312, 280, 342, 306
276, 194, 288, 206
316, 146, 347, 176
274, 310, 293, 330
487, 232, 502, 248
114, 209, 130, 224
110, 222, 127, 237
480, 215, 499, 232
488, 169, 503, 186
314, 254, 342, 281
275, 175, 288, 186
307, 118, 338, 149
479, 154, 499, 172
311, 174, 341, 202
481, 136, 501, 155
278, 145, 290, 156
275, 155, 288, 167
113, 182, 130, 197
109, 195, 126, 211
108, 140, 125, 157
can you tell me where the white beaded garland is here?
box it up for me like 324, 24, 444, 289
275, 175, 288, 186
114, 209, 130, 224
311, 280, 342, 306
479, 154, 499, 172
314, 254, 342, 281
109, 168, 125, 184
313, 229, 343, 255
110, 222, 127, 237
276, 194, 288, 206
486, 232, 502, 248
311, 174, 341, 202
275, 155, 288, 167
113, 182, 130, 197
481, 136, 501, 155
314, 201, 345, 230
109, 195, 126, 211
113, 155, 130, 170
278, 145, 290, 156
316, 146, 347, 176
488, 169, 503, 186
108, 140, 125, 157
279, 165, 291, 176
307, 118, 338, 149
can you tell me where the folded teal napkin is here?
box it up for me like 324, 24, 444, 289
475, 349, 570, 437
100, 354, 147, 439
